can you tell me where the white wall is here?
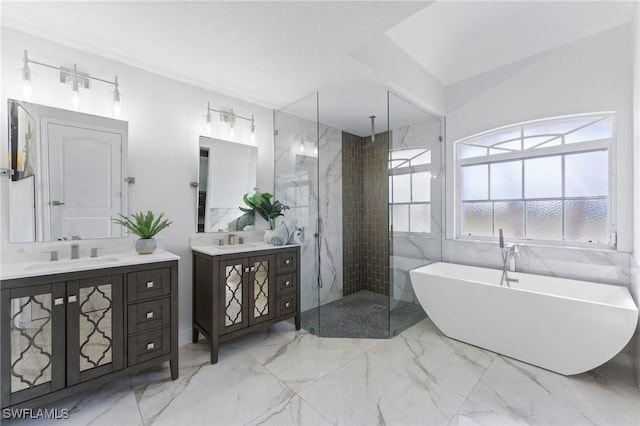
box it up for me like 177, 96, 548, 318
0, 28, 275, 343
443, 24, 634, 287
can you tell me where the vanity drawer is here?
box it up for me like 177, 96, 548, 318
277, 293, 296, 317
127, 327, 170, 366
128, 268, 170, 301
128, 298, 170, 334
276, 251, 297, 274
276, 273, 296, 294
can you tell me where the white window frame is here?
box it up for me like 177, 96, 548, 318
389, 148, 433, 235
453, 112, 617, 249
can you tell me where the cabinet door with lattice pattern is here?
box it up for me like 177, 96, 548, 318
66, 275, 124, 385
248, 255, 275, 326
1, 283, 66, 407
218, 258, 249, 335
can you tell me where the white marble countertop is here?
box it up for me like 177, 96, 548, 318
0, 250, 180, 281
192, 242, 298, 257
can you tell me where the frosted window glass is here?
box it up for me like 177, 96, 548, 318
565, 199, 608, 243
461, 202, 492, 236
493, 140, 522, 151
494, 201, 524, 239
412, 150, 431, 166
412, 172, 431, 202
461, 165, 488, 200
472, 128, 521, 147
458, 145, 486, 159
523, 136, 557, 150
392, 204, 409, 232
524, 156, 561, 198
524, 117, 596, 136
490, 161, 522, 200
410, 204, 431, 233
565, 117, 613, 144
526, 201, 562, 240
565, 151, 608, 197
392, 174, 411, 203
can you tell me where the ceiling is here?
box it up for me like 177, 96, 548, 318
1, 1, 635, 136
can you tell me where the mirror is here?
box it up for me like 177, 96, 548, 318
8, 99, 128, 242
197, 136, 257, 232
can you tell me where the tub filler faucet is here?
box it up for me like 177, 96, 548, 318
498, 229, 520, 287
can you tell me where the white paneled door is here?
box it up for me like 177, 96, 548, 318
47, 123, 122, 240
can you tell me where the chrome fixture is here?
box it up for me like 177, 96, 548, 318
370, 115, 376, 143
499, 229, 520, 287
90, 247, 103, 258
228, 234, 237, 245
44, 250, 58, 262
21, 49, 122, 115
204, 102, 255, 140
70, 243, 80, 260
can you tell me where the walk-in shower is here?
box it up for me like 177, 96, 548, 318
274, 91, 443, 338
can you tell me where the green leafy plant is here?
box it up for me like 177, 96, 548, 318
241, 191, 289, 230
113, 211, 172, 239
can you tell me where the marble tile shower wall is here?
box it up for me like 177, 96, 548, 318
274, 112, 343, 312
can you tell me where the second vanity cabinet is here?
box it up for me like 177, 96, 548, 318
1, 256, 178, 410
192, 245, 300, 363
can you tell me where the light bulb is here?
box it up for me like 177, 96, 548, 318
314, 146, 318, 155
22, 80, 32, 98
229, 126, 235, 138
71, 91, 80, 110
113, 100, 121, 117
250, 132, 255, 143
206, 122, 212, 135
299, 143, 305, 153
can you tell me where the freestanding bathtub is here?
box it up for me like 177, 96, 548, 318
409, 262, 638, 375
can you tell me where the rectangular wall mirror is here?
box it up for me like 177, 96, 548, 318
197, 136, 257, 233
8, 99, 128, 242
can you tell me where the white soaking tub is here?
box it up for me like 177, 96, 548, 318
409, 262, 638, 375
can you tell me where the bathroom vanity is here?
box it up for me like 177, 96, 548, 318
192, 243, 300, 363
0, 251, 179, 409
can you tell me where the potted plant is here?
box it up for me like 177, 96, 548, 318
241, 191, 289, 230
113, 211, 172, 254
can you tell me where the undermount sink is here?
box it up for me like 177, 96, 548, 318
24, 257, 120, 272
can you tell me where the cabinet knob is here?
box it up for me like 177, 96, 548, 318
146, 281, 155, 288
54, 297, 65, 306
250, 266, 256, 272
146, 311, 154, 319
147, 342, 155, 350
285, 301, 291, 308
245, 267, 250, 272
68, 295, 77, 303
284, 280, 291, 287
285, 259, 291, 265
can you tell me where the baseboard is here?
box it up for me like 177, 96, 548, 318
178, 327, 194, 346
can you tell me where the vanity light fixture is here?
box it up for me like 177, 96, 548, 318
20, 49, 122, 115
203, 103, 256, 141
299, 141, 305, 153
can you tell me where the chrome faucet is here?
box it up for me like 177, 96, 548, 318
228, 234, 237, 245
498, 229, 520, 287
70, 243, 80, 260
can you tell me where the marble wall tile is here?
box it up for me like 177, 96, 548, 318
443, 239, 632, 287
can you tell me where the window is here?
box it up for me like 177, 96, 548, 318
390, 148, 432, 233
455, 113, 614, 246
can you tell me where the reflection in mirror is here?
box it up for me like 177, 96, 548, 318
8, 99, 128, 242
197, 136, 257, 233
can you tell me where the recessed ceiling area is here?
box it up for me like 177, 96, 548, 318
1, 1, 636, 136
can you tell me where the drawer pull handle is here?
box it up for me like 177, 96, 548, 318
54, 297, 65, 306
146, 281, 155, 288
146, 311, 154, 319
245, 267, 250, 272
68, 295, 77, 303
285, 301, 291, 308
285, 280, 291, 287
285, 259, 291, 265
147, 342, 155, 350
250, 266, 256, 272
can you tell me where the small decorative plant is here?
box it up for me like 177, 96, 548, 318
241, 191, 289, 230
113, 211, 172, 254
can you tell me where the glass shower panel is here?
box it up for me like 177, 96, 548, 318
273, 92, 320, 334
388, 91, 443, 336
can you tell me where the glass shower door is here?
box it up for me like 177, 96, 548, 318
273, 92, 320, 334
387, 91, 443, 336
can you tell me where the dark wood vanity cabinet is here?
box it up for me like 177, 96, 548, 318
192, 246, 300, 364
0, 260, 178, 410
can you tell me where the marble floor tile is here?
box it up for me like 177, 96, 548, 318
245, 332, 367, 392
245, 394, 333, 426
299, 352, 466, 425
463, 355, 640, 426
146, 351, 295, 426
371, 318, 495, 397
